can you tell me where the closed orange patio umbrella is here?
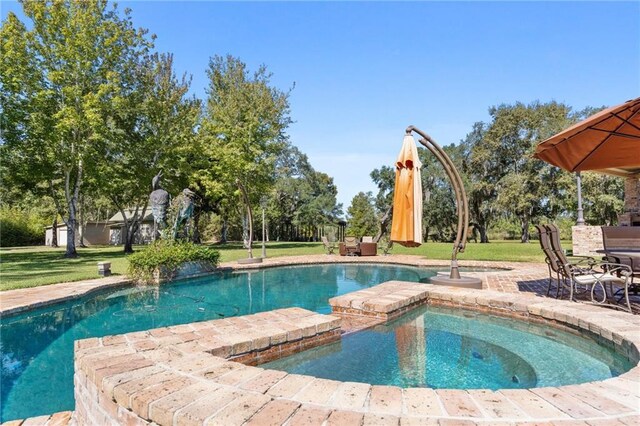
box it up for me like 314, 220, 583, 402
391, 134, 423, 247
390, 126, 481, 288
534, 97, 640, 178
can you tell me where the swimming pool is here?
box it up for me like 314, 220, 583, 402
263, 304, 632, 390
0, 263, 433, 422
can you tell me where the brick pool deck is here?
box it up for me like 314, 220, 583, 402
2, 254, 639, 425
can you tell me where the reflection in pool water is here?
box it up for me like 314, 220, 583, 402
264, 305, 632, 390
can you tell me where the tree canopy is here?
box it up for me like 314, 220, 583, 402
367, 101, 625, 244
1, 1, 626, 251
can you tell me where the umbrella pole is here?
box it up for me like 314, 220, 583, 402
407, 126, 481, 288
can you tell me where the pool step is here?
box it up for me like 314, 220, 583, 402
1, 411, 72, 426
329, 280, 431, 319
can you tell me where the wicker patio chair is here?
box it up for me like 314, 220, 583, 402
344, 236, 360, 256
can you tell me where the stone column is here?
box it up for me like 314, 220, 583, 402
618, 177, 640, 226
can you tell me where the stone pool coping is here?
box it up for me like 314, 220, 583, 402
0, 254, 536, 318
69, 284, 640, 425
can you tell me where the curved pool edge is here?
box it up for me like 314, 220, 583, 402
70, 284, 640, 425
0, 254, 517, 318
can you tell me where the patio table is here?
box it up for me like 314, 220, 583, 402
596, 249, 640, 274
596, 249, 640, 302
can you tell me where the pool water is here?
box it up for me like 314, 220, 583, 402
263, 305, 633, 390
0, 264, 432, 422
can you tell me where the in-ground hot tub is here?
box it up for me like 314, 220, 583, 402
263, 304, 633, 389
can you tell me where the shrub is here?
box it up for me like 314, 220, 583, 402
127, 240, 220, 284
0, 208, 47, 247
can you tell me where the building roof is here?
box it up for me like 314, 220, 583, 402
108, 210, 154, 223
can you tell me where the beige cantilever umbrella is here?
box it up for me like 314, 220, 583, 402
391, 134, 423, 247
534, 97, 640, 177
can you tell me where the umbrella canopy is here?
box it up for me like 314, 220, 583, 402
391, 134, 423, 247
534, 97, 640, 177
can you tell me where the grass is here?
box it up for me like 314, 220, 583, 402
0, 240, 556, 291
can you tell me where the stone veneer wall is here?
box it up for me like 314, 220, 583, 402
572, 225, 603, 256
619, 177, 640, 226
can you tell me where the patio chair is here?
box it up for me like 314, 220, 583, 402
572, 264, 633, 312
535, 224, 584, 299
535, 225, 564, 298
545, 224, 598, 297
321, 236, 336, 255
344, 236, 360, 256
545, 224, 596, 268
536, 224, 633, 311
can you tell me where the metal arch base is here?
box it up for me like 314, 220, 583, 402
429, 275, 483, 289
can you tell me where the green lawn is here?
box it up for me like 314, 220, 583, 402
0, 240, 552, 291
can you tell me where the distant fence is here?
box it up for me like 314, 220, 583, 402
270, 223, 345, 242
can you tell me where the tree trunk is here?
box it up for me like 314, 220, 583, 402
51, 217, 58, 247
65, 213, 77, 257
123, 228, 134, 253
63, 160, 82, 258
64, 196, 78, 258
111, 200, 146, 254
478, 225, 489, 243
374, 205, 393, 243
191, 207, 201, 244
236, 180, 253, 258
220, 219, 228, 243
124, 220, 139, 254
520, 218, 530, 243
78, 196, 87, 247
121, 215, 132, 253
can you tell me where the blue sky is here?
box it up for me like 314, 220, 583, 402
2, 1, 639, 210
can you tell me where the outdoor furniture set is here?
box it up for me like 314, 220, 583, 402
536, 224, 635, 312
338, 236, 378, 256
321, 235, 378, 256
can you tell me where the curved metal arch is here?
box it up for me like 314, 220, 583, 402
406, 125, 470, 279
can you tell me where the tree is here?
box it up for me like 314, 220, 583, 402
419, 145, 460, 242
97, 53, 200, 253
478, 101, 574, 242
461, 122, 494, 243
1, 0, 153, 257
581, 173, 625, 225
370, 165, 395, 242
346, 192, 378, 237
270, 144, 342, 237
195, 55, 292, 243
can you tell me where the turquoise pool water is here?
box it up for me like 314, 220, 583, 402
0, 264, 432, 422
264, 305, 633, 390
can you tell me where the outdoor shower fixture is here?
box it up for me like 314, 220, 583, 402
407, 125, 482, 288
